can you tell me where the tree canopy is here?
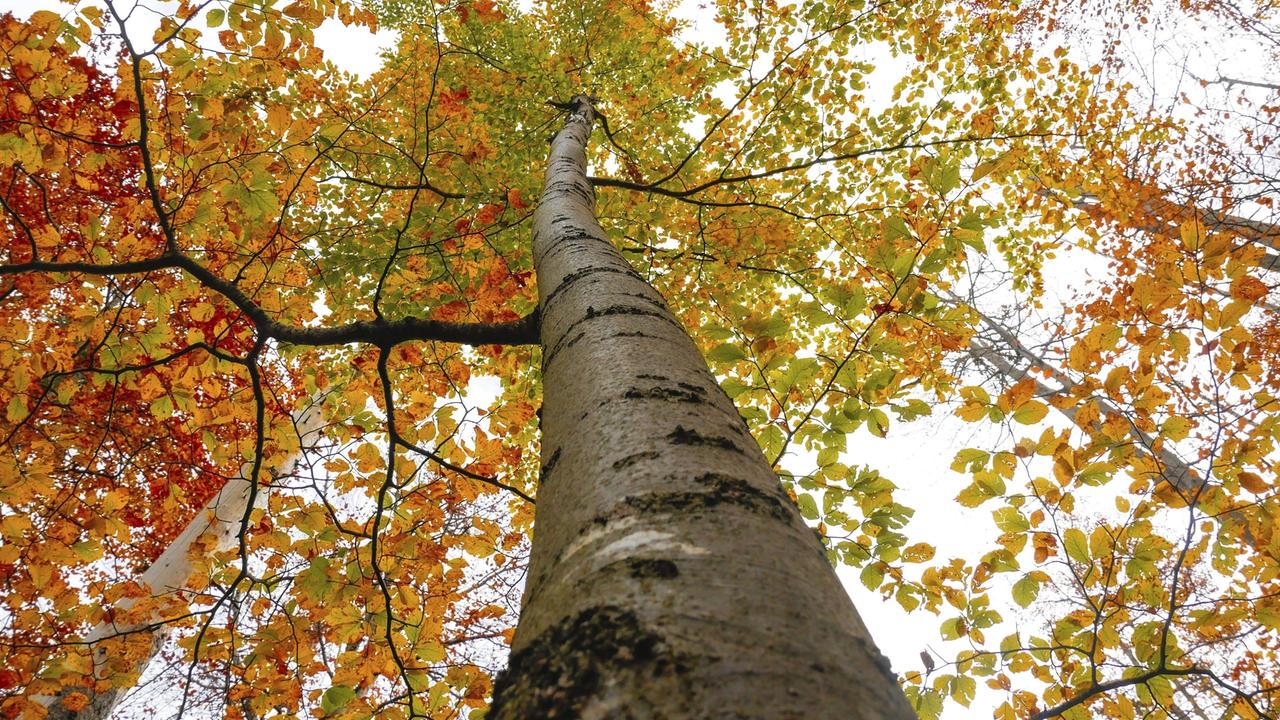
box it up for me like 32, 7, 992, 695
0, 0, 1277, 718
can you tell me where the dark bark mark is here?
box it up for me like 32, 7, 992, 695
607, 330, 660, 341
667, 425, 740, 452
489, 606, 684, 720
543, 265, 641, 310
543, 330, 588, 370
623, 385, 706, 403
544, 331, 586, 370
574, 380, 729, 426
612, 450, 660, 470
622, 558, 679, 579
543, 305, 681, 368
583, 304, 663, 321
535, 232, 613, 265
590, 472, 794, 526
545, 183, 594, 206
539, 447, 562, 484
539, 239, 603, 264
624, 291, 670, 312
549, 220, 598, 237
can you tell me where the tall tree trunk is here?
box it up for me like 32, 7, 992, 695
489, 96, 914, 718
39, 404, 324, 720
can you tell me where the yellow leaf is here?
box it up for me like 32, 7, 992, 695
1161, 416, 1191, 441
190, 302, 215, 322
1179, 219, 1203, 250
6, 395, 27, 422
267, 104, 292, 135
29, 563, 52, 589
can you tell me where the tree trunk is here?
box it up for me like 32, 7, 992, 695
956, 302, 1202, 493
489, 96, 914, 719
39, 404, 324, 720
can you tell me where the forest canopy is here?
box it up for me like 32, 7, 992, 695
0, 0, 1278, 718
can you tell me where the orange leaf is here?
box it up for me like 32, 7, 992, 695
1239, 471, 1267, 494
1231, 275, 1269, 303
507, 188, 528, 209
61, 693, 90, 712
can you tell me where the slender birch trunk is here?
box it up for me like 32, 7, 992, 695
489, 96, 914, 718
956, 302, 1202, 493
40, 404, 324, 720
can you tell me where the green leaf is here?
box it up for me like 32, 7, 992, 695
298, 556, 334, 600
1077, 462, 1113, 486
860, 562, 884, 590
706, 343, 747, 363
993, 506, 1029, 533
948, 674, 976, 707
1161, 416, 1191, 441
1012, 573, 1041, 608
72, 539, 103, 563
866, 408, 889, 437
796, 493, 818, 520
999, 632, 1021, 654
929, 161, 962, 194
955, 482, 990, 508
416, 641, 446, 664
891, 251, 916, 281
1126, 555, 1157, 579
206, 8, 225, 26
747, 315, 789, 339
940, 617, 966, 640
321, 686, 356, 715
1012, 400, 1048, 425
950, 448, 989, 473
975, 471, 1005, 497
1258, 603, 1280, 631
816, 445, 840, 468
883, 215, 912, 241
1063, 528, 1090, 565
150, 394, 174, 420
906, 686, 944, 720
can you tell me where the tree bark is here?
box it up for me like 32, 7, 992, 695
38, 404, 325, 720
489, 96, 914, 719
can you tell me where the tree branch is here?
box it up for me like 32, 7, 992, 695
589, 131, 1061, 200
0, 255, 540, 348
1031, 666, 1212, 719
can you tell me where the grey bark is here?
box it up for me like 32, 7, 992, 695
488, 96, 915, 719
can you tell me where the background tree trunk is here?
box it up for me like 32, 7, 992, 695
489, 96, 915, 719
39, 404, 324, 720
